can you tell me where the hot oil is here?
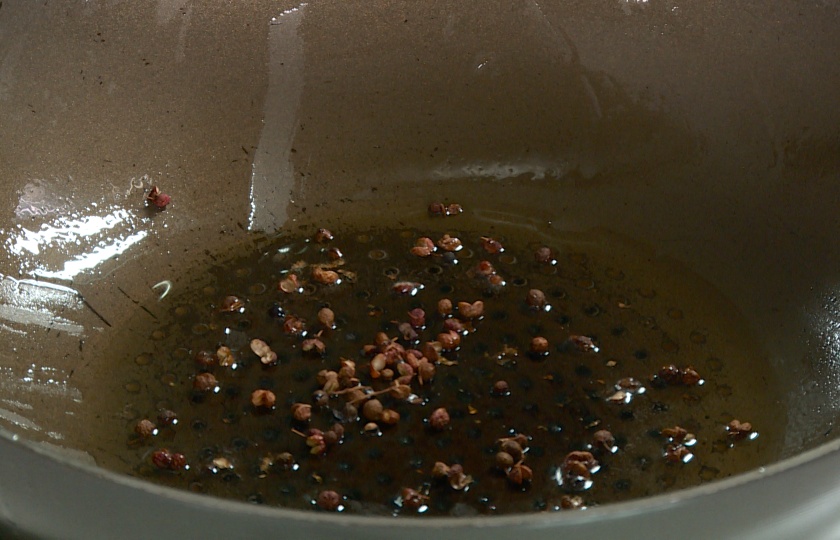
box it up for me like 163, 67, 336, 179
96, 210, 786, 515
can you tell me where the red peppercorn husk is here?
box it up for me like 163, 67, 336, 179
437, 331, 461, 351
500, 440, 524, 462
726, 419, 754, 440
457, 300, 484, 320
561, 451, 599, 488
170, 453, 187, 469
362, 399, 384, 421
392, 281, 424, 295
506, 463, 533, 485
529, 336, 549, 355
442, 318, 465, 333
447, 464, 474, 491
411, 237, 436, 257
492, 380, 510, 396
559, 495, 584, 510
216, 346, 235, 367
194, 350, 217, 368
312, 266, 340, 285
473, 260, 495, 277
400, 487, 429, 510
664, 443, 693, 463
534, 246, 552, 263
219, 295, 244, 312
592, 429, 616, 452
682, 366, 702, 386
291, 402, 312, 422
282, 316, 306, 335
568, 335, 599, 353
317, 307, 335, 328
429, 407, 450, 430
302, 338, 326, 355
417, 359, 435, 385
146, 186, 171, 209
251, 389, 276, 408
380, 409, 401, 425
193, 372, 218, 392
156, 409, 178, 426
314, 228, 334, 243
151, 448, 186, 470
431, 461, 451, 478
316, 490, 341, 511
481, 236, 504, 254
422, 341, 442, 363
407, 308, 426, 328
445, 203, 463, 215
526, 289, 546, 308
151, 448, 172, 469
428, 202, 446, 215
135, 419, 156, 438
388, 382, 412, 399
437, 234, 463, 252
250, 338, 278, 365
657, 364, 684, 385
495, 451, 515, 469
661, 426, 689, 442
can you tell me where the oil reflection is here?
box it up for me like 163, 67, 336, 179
247, 3, 307, 234
3, 205, 149, 281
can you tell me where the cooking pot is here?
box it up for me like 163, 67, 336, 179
1, 1, 839, 538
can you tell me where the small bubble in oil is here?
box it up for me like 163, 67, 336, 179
248, 283, 268, 295
707, 357, 724, 372
699, 466, 720, 481
569, 253, 588, 265
605, 267, 625, 280
690, 331, 708, 345
661, 338, 679, 353
134, 353, 152, 366
638, 288, 656, 299
192, 323, 210, 335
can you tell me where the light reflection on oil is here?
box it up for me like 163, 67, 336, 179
2, 205, 150, 281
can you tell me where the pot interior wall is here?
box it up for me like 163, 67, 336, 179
0, 0, 839, 489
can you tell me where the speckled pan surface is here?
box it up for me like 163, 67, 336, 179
0, 1, 839, 538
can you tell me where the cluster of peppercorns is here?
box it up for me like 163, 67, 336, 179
652, 364, 703, 387
660, 426, 697, 464
431, 461, 473, 491
125, 204, 767, 514
726, 419, 754, 440
495, 433, 534, 486
558, 450, 600, 491
428, 202, 463, 217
